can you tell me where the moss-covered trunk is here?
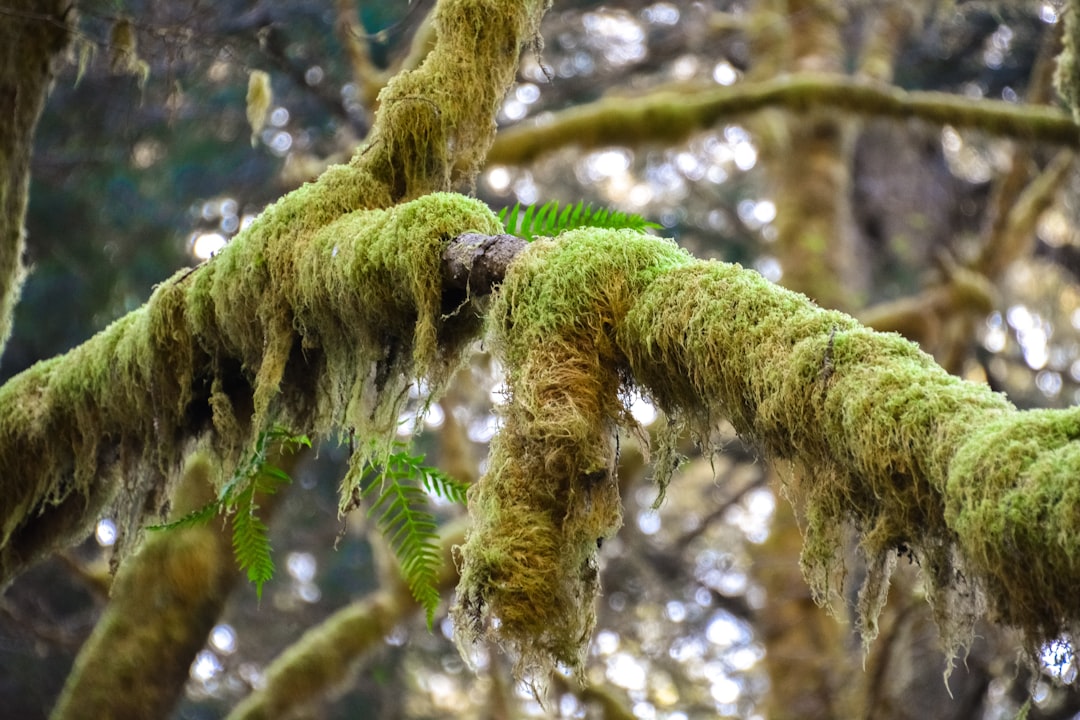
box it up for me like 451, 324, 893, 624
0, 0, 69, 355
49, 456, 237, 720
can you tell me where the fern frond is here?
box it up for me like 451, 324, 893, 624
146, 502, 221, 532
145, 424, 309, 600
232, 490, 275, 600
359, 448, 468, 628
497, 200, 661, 240
419, 465, 470, 504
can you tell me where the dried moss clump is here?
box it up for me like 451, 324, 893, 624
452, 229, 688, 691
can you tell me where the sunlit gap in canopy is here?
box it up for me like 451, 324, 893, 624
188, 196, 255, 261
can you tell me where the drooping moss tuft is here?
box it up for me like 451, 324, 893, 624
190, 192, 502, 509
616, 254, 1080, 663
452, 229, 688, 691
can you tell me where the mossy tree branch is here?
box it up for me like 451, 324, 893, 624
0, 192, 503, 588
485, 72, 1080, 167
49, 455, 240, 720
7, 0, 1080, 705
2, 193, 1077, 692
450, 228, 1080, 685
0, 0, 70, 356
0, 0, 551, 588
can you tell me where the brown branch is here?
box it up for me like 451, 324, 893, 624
442, 232, 527, 294
225, 520, 467, 720
486, 72, 1080, 166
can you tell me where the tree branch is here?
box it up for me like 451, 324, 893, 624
49, 455, 239, 720
0, 0, 551, 587
452, 227, 1080, 683
486, 72, 1080, 166
0, 0, 70, 356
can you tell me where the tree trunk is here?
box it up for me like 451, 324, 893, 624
0, 0, 69, 353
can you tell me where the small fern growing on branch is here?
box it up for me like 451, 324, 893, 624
356, 444, 470, 628
148, 425, 310, 599
150, 431, 468, 625
498, 199, 660, 240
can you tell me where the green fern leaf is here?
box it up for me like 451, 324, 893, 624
419, 465, 470, 504
497, 199, 661, 240
232, 487, 275, 600
359, 448, 467, 629
146, 424, 308, 600
557, 202, 574, 231
255, 463, 294, 493
146, 501, 222, 532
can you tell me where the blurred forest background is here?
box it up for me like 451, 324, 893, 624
3, 0, 1080, 718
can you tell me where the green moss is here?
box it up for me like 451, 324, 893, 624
619, 258, 1022, 657
0, 193, 499, 580
191, 192, 501, 507
49, 453, 230, 720
946, 408, 1080, 647
319, 0, 549, 206
452, 230, 688, 690
457, 225, 1080, 688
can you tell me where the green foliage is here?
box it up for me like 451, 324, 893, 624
151, 428, 468, 620
358, 445, 470, 629
497, 200, 660, 241
149, 425, 310, 599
